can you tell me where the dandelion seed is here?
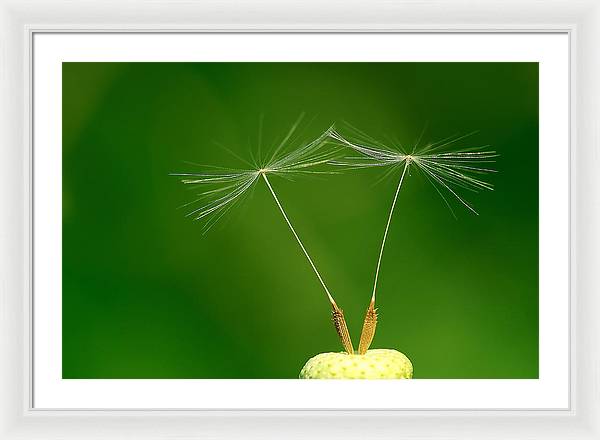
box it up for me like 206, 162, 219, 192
329, 126, 497, 353
172, 121, 354, 353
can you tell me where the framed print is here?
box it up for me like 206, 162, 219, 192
1, 0, 599, 439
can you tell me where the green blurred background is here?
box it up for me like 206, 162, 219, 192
62, 62, 538, 379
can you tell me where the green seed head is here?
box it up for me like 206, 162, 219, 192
299, 349, 413, 379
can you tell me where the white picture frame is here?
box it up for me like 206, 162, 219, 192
1, 0, 598, 438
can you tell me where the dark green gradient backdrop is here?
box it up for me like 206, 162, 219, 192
62, 62, 538, 378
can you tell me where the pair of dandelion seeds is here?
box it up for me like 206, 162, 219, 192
173, 119, 496, 379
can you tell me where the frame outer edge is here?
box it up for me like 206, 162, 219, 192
0, 1, 26, 438
575, 2, 600, 435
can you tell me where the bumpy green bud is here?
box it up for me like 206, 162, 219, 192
299, 349, 413, 379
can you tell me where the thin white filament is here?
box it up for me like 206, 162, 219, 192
371, 160, 410, 303
261, 173, 336, 306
